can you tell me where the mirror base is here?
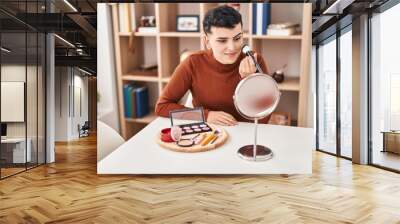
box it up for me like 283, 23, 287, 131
237, 145, 273, 161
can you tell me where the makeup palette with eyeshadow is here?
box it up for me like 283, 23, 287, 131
169, 107, 212, 136
176, 122, 212, 136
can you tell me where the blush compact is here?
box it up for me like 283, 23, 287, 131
176, 139, 194, 147
169, 107, 212, 136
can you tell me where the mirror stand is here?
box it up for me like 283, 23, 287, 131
237, 118, 273, 161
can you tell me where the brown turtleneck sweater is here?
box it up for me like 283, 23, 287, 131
155, 49, 270, 123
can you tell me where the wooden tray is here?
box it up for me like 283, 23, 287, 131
156, 124, 228, 153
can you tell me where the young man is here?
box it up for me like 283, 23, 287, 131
155, 5, 269, 126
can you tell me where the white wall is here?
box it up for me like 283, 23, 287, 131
54, 67, 68, 141
54, 67, 89, 141
1, 63, 46, 163
97, 3, 120, 133
1, 66, 26, 138
1, 65, 35, 137
72, 74, 89, 138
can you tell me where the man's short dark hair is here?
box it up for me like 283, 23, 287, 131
203, 5, 242, 34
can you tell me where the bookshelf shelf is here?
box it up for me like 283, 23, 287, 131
122, 75, 159, 82
134, 32, 158, 37
252, 34, 302, 40
125, 69, 158, 76
125, 111, 157, 124
112, 3, 311, 139
159, 32, 201, 37
119, 32, 131, 37
277, 77, 300, 91
161, 77, 171, 83
118, 32, 158, 37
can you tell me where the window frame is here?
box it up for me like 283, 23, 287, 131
367, 0, 400, 173
315, 22, 353, 160
0, 1, 48, 180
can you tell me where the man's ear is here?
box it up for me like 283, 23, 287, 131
202, 33, 210, 49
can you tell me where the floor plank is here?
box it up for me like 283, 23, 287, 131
0, 134, 400, 223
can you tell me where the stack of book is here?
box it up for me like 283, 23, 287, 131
252, 3, 271, 35
267, 23, 300, 36
123, 83, 150, 118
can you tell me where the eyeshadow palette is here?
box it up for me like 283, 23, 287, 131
169, 107, 212, 136
177, 122, 212, 136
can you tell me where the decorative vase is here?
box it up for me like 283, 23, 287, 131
272, 70, 285, 83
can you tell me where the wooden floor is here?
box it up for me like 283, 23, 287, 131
1, 135, 400, 223
1, 167, 25, 178
373, 150, 400, 171
1, 163, 45, 178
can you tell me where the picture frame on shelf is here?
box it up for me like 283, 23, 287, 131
140, 16, 156, 27
176, 15, 200, 32
137, 15, 157, 33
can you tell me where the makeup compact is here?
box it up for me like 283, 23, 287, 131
169, 107, 212, 136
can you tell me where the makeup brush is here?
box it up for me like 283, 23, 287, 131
242, 44, 263, 73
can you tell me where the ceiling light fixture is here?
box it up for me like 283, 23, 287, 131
323, 0, 355, 15
1, 47, 11, 53
54, 34, 75, 48
63, 0, 78, 12
78, 67, 93, 76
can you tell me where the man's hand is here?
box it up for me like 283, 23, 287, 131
239, 53, 258, 79
207, 111, 238, 126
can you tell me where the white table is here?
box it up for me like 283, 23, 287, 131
1, 138, 32, 163
98, 118, 313, 174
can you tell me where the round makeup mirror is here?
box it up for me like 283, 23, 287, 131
233, 73, 281, 161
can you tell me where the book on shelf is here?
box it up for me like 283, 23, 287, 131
252, 3, 271, 35
128, 4, 137, 32
131, 87, 138, 118
137, 26, 157, 33
118, 4, 130, 33
123, 84, 134, 117
123, 83, 149, 118
135, 86, 149, 118
118, 4, 139, 32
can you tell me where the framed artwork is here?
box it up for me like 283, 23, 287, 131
176, 15, 200, 32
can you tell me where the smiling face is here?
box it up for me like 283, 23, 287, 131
204, 23, 244, 65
